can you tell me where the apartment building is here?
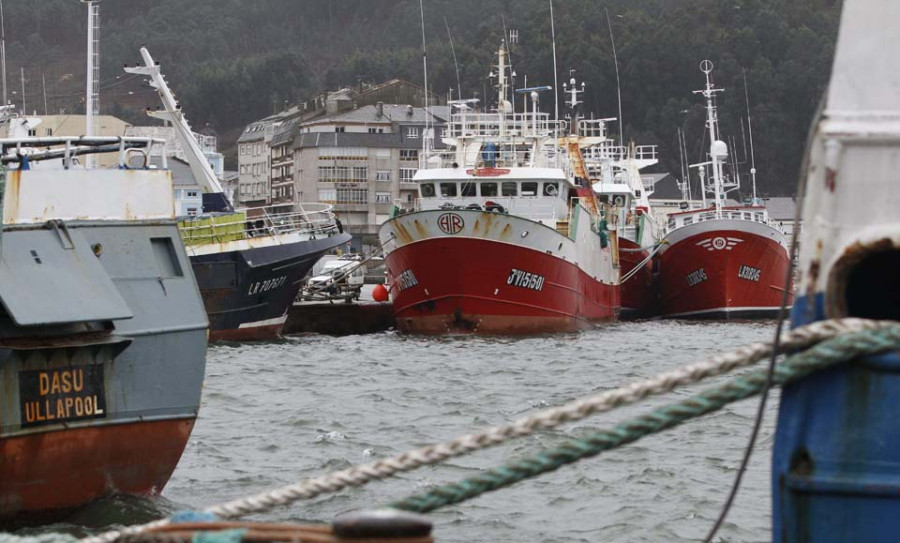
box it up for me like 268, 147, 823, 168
236, 117, 277, 208
291, 102, 448, 248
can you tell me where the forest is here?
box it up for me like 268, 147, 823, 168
1, 0, 842, 196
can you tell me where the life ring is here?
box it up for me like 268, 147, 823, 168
544, 184, 558, 196
421, 184, 435, 197
613, 195, 626, 207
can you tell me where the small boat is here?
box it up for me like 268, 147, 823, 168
126, 48, 351, 341
656, 61, 792, 318
378, 43, 620, 334
0, 135, 208, 516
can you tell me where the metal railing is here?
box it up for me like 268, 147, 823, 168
666, 209, 778, 231
179, 202, 338, 245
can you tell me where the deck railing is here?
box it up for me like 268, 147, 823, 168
178, 202, 338, 246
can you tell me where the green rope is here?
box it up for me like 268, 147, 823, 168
388, 325, 900, 513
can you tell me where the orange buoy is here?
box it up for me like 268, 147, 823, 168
372, 283, 389, 302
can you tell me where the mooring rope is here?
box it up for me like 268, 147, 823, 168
617, 240, 667, 285
82, 318, 895, 543
388, 324, 900, 512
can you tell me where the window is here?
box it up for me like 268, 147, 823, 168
318, 147, 366, 160
335, 126, 345, 133
521, 182, 538, 196
368, 127, 378, 134
336, 188, 368, 204
461, 183, 476, 197
439, 183, 458, 197
501, 182, 518, 196
406, 127, 419, 139
375, 148, 391, 159
27, 129, 36, 137
187, 207, 198, 216
45, 128, 53, 136
480, 182, 498, 197
375, 192, 392, 204
400, 149, 418, 161
318, 189, 337, 202
317, 166, 368, 183
375, 170, 391, 182
400, 168, 417, 182
187, 191, 198, 197
441, 128, 449, 138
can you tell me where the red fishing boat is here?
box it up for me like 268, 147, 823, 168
657, 61, 791, 318
378, 45, 621, 334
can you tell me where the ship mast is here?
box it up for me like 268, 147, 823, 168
694, 60, 726, 218
81, 0, 100, 168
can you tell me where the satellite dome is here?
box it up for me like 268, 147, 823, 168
711, 140, 729, 158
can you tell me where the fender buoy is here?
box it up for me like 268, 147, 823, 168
372, 283, 389, 302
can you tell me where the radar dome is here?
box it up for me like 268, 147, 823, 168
711, 140, 729, 158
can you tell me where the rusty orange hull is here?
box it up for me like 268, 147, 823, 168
0, 418, 195, 516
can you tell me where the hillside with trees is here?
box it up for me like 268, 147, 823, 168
1, 0, 841, 196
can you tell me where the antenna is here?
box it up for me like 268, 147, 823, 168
549, 0, 560, 163
0, 0, 6, 107
605, 8, 624, 145
419, 0, 432, 154
443, 16, 461, 100
82, 0, 100, 168
743, 68, 758, 202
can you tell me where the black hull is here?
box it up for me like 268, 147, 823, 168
190, 233, 352, 340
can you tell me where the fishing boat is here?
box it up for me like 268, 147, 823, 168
126, 48, 351, 341
378, 44, 620, 334
585, 136, 662, 318
0, 136, 207, 516
656, 61, 791, 319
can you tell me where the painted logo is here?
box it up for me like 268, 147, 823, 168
437, 213, 465, 235
507, 268, 546, 291
697, 237, 743, 251
738, 265, 761, 282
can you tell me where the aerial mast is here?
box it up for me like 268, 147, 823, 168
694, 60, 726, 218
82, 0, 101, 167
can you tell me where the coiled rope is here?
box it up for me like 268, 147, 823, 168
388, 324, 900, 512
82, 318, 896, 543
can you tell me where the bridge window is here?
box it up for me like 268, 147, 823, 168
501, 182, 517, 196
440, 183, 458, 197
461, 182, 477, 197
480, 182, 498, 197
521, 182, 538, 196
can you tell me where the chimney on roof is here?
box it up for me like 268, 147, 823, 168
376, 102, 384, 118
407, 105, 413, 116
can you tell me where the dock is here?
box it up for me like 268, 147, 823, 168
285, 285, 395, 335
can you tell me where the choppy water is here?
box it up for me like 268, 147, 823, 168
8, 320, 782, 542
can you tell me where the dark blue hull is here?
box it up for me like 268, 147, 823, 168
191, 233, 351, 340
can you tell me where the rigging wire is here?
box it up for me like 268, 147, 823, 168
443, 16, 461, 100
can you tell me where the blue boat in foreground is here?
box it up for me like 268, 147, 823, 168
773, 1, 900, 540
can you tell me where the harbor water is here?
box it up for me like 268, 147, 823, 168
13, 320, 779, 542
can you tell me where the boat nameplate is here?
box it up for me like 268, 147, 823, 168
18, 364, 107, 429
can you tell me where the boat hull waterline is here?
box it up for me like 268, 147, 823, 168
657, 219, 792, 318
384, 235, 618, 334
